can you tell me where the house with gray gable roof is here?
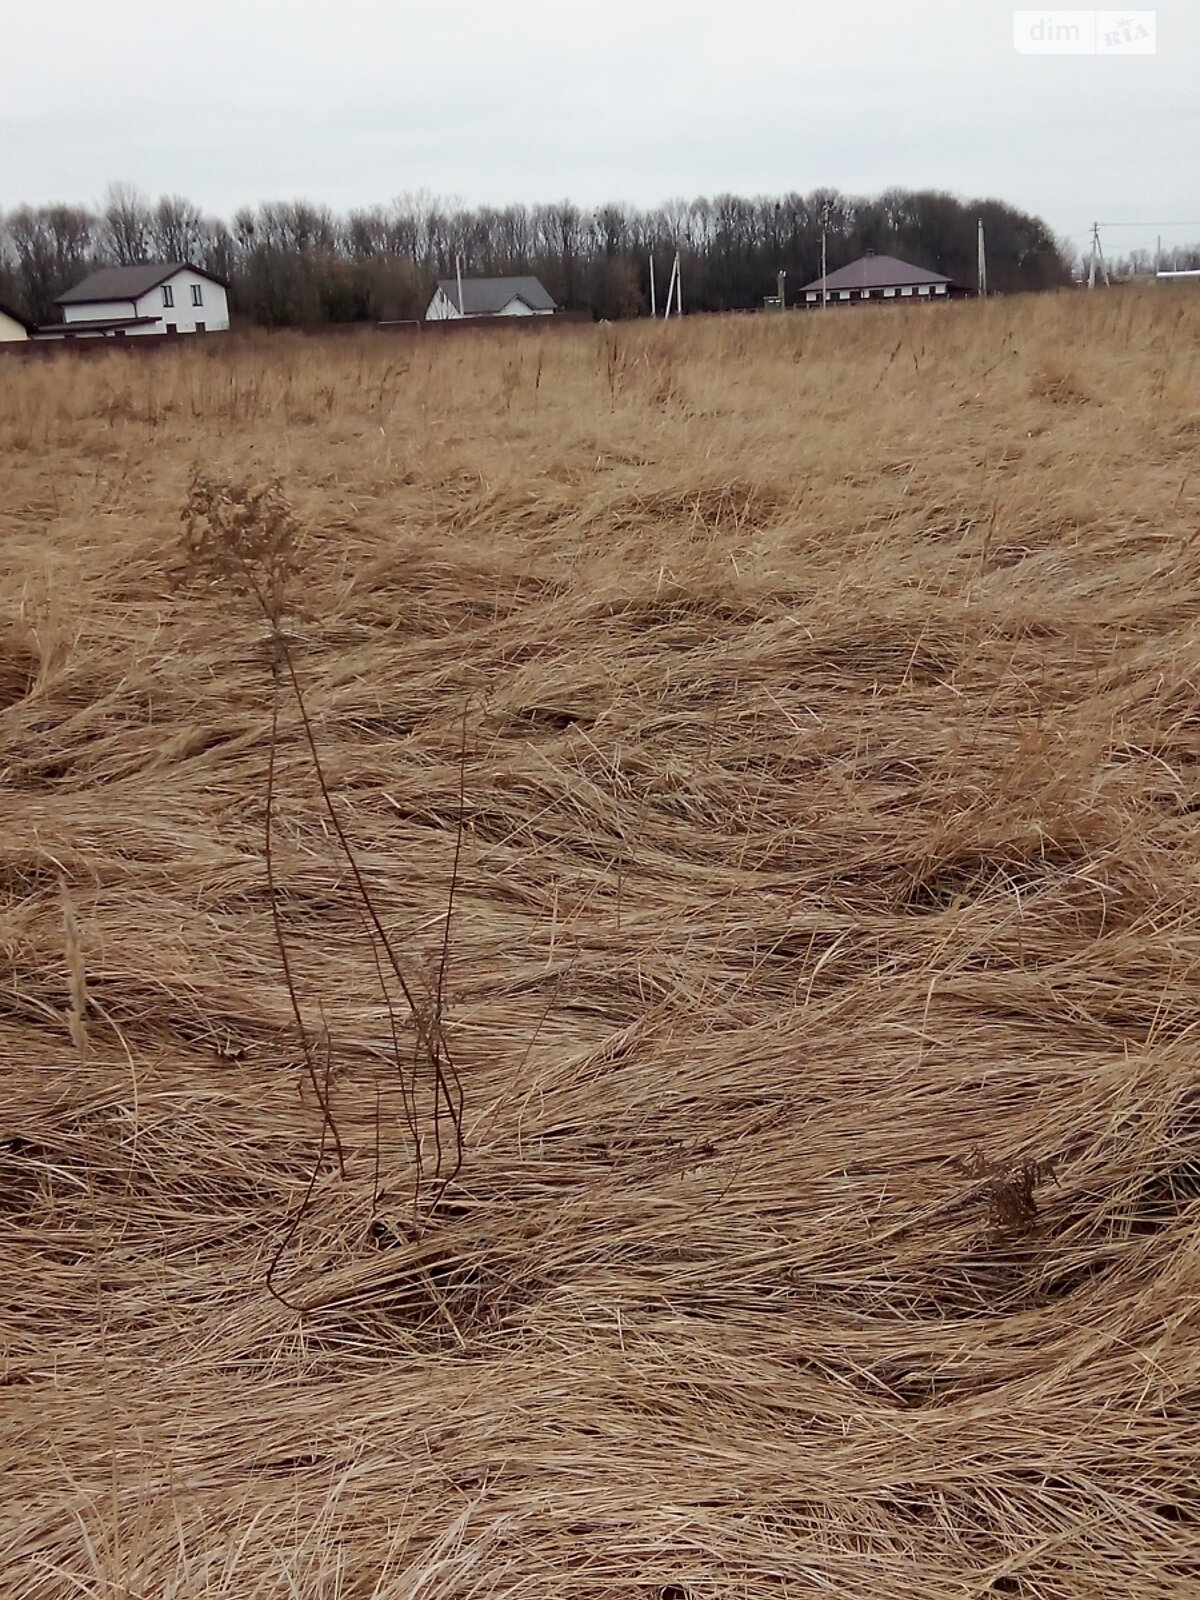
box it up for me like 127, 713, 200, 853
38, 262, 230, 338
425, 275, 557, 321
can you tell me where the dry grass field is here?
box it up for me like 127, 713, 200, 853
2, 291, 1200, 1598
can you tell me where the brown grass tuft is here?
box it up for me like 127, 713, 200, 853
1029, 353, 1090, 405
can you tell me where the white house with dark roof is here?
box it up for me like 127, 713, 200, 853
799, 253, 969, 306
425, 275, 556, 321
39, 262, 230, 338
0, 301, 33, 342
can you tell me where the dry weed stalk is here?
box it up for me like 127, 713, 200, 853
181, 474, 465, 1291
59, 878, 89, 1059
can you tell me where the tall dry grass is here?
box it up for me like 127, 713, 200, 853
2, 288, 1199, 1598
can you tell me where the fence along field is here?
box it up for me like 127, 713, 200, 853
1, 291, 1199, 1598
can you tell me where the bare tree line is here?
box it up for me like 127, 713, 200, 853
0, 182, 1076, 326
1110, 245, 1200, 277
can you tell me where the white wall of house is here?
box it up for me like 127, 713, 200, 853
425, 287, 461, 320
0, 308, 29, 342
803, 281, 952, 305
64, 269, 229, 334
64, 302, 131, 326
140, 269, 228, 332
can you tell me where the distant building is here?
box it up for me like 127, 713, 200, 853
799, 253, 969, 306
425, 275, 557, 321
0, 301, 33, 342
38, 263, 230, 339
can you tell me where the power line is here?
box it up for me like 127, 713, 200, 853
1060, 222, 1200, 240
1095, 220, 1200, 229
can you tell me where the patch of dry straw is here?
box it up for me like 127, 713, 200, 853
1, 290, 1199, 1597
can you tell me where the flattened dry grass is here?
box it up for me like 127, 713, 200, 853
2, 289, 1200, 1597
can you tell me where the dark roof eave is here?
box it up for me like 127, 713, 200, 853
802, 283, 970, 292
35, 315, 163, 333
55, 296, 141, 307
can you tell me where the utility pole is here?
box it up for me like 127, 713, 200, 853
1087, 222, 1110, 289
778, 269, 787, 310
455, 253, 465, 315
977, 219, 988, 298
821, 229, 828, 308
663, 251, 680, 320
649, 255, 656, 317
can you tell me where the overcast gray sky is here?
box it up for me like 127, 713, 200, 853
2, 1, 1197, 261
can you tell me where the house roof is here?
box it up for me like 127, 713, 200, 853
36, 316, 162, 335
435, 275, 556, 315
56, 262, 227, 305
799, 254, 954, 293
0, 300, 34, 333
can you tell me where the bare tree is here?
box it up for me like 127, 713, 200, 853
5, 204, 102, 322
152, 195, 205, 263
103, 182, 152, 264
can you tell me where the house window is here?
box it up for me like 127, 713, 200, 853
837, 290, 849, 300
884, 288, 896, 298
806, 292, 817, 303
934, 283, 946, 295
162, 284, 174, 307
918, 285, 931, 296
191, 284, 203, 307
861, 289, 871, 299
900, 287, 913, 296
